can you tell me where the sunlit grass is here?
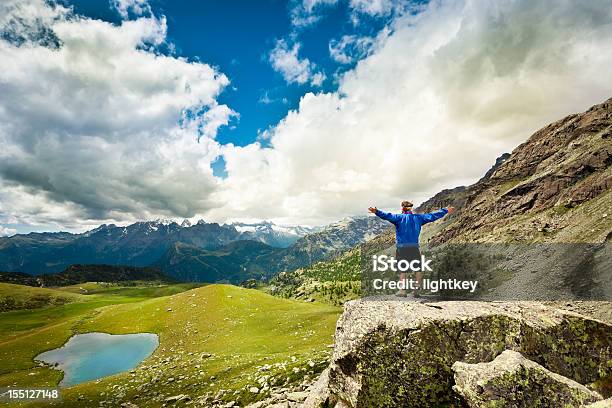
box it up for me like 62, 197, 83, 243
0, 283, 340, 407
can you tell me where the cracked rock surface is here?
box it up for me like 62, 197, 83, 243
308, 299, 611, 408
452, 349, 603, 407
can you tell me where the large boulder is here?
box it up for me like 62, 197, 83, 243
452, 350, 603, 407
314, 300, 611, 408
303, 368, 331, 408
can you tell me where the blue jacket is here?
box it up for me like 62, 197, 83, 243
375, 208, 448, 246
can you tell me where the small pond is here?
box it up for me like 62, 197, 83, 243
36, 332, 159, 386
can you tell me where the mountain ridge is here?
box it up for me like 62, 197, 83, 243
0, 216, 388, 282
432, 97, 612, 244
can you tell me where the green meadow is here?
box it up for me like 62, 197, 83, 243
0, 282, 340, 407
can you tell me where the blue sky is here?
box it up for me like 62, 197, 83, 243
1, 0, 612, 235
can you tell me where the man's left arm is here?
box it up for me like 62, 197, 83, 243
369, 207, 402, 224
417, 207, 454, 224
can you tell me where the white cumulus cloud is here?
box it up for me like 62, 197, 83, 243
2, 0, 612, 231
269, 39, 326, 86
0, 0, 231, 231
0, 226, 17, 237
212, 0, 612, 226
349, 0, 395, 16
290, 0, 339, 27
111, 0, 152, 19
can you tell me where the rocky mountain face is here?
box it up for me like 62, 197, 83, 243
154, 240, 278, 283
357, 99, 612, 301
418, 98, 611, 244
296, 217, 389, 253
154, 216, 389, 283
304, 299, 611, 408
266, 217, 390, 275
0, 220, 243, 274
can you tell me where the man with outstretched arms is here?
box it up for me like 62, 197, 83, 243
369, 200, 455, 297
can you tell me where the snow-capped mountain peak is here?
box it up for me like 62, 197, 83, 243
228, 221, 317, 248
82, 223, 117, 237
152, 218, 175, 226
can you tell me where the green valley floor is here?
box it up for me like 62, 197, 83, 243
0, 282, 340, 407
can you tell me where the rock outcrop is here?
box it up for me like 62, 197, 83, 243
452, 350, 602, 407
303, 368, 331, 408
307, 299, 611, 408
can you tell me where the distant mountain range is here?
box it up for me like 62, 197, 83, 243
0, 217, 389, 283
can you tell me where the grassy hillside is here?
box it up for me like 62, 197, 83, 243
0, 284, 84, 312
0, 282, 205, 355
57, 281, 201, 296
0, 264, 170, 287
155, 241, 278, 283
270, 247, 362, 305
0, 284, 339, 407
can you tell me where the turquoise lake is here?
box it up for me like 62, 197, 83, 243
36, 332, 159, 387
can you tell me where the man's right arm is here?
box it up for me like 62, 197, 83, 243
373, 209, 402, 224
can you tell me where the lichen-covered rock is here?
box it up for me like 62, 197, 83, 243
582, 397, 612, 407
323, 300, 611, 408
452, 350, 603, 407
303, 368, 331, 408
